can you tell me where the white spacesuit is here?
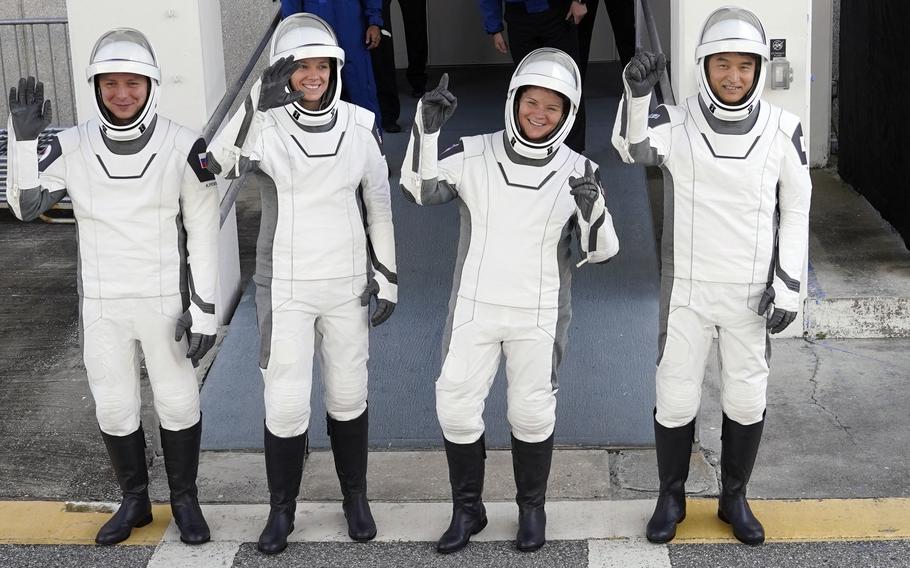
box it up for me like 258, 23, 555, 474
6, 29, 218, 546
206, 13, 396, 554
611, 7, 812, 547
402, 48, 619, 554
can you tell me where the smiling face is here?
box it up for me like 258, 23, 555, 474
516, 86, 565, 142
98, 72, 149, 125
289, 57, 332, 111
706, 52, 757, 105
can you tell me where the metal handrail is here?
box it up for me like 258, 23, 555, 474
634, 0, 676, 106
210, 8, 281, 228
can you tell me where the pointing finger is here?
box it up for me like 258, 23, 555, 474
437, 73, 449, 92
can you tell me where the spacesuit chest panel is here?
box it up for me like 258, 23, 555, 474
668, 102, 782, 284
457, 134, 576, 309
71, 119, 184, 299
264, 104, 367, 281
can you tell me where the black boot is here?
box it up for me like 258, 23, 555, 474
718, 413, 765, 545
512, 433, 553, 552
328, 408, 376, 542
646, 412, 695, 544
257, 425, 308, 555
160, 419, 210, 545
437, 435, 488, 554
96, 426, 153, 546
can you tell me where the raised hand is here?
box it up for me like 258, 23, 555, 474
9, 76, 52, 140
421, 73, 457, 134
568, 160, 603, 222
258, 56, 306, 111
624, 51, 666, 98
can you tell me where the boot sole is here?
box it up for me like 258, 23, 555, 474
516, 539, 546, 552
436, 517, 488, 554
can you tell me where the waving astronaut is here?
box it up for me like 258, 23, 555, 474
6, 29, 219, 546
206, 13, 397, 555
611, 6, 812, 546
401, 48, 620, 554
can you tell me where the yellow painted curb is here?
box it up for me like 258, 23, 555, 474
674, 498, 910, 543
0, 501, 171, 546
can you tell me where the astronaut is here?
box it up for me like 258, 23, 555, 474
6, 29, 219, 546
611, 7, 812, 546
206, 13, 396, 555
401, 48, 619, 554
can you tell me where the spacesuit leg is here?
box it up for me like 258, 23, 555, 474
139, 296, 201, 432
502, 306, 560, 552
259, 280, 318, 439
81, 299, 143, 437
715, 285, 769, 545
82, 299, 152, 545
435, 299, 504, 445
315, 281, 375, 541
654, 284, 715, 429
137, 295, 210, 544
716, 288, 770, 427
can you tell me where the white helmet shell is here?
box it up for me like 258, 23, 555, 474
86, 28, 160, 141
504, 48, 581, 160
270, 13, 346, 127
695, 6, 769, 121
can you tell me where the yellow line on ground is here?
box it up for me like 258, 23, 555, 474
674, 498, 910, 543
0, 501, 171, 546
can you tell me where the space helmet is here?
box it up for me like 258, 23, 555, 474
695, 6, 770, 121
504, 48, 581, 159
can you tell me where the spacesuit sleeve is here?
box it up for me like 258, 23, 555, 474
360, 123, 398, 304
5, 116, 67, 222
205, 80, 267, 179
772, 120, 812, 312
573, 160, 620, 264
361, 0, 383, 27
180, 136, 221, 335
400, 99, 463, 206
477, 0, 505, 34
610, 82, 673, 167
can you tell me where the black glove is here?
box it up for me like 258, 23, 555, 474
758, 287, 797, 334
624, 51, 666, 98
257, 56, 306, 111
175, 310, 217, 365
421, 73, 457, 134
359, 278, 396, 327
9, 76, 52, 141
568, 159, 603, 222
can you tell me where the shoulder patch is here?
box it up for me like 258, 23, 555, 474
439, 140, 465, 160
648, 105, 671, 128
187, 137, 216, 183
38, 135, 63, 173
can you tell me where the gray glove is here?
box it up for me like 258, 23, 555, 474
568, 159, 603, 222
175, 310, 216, 365
624, 51, 666, 98
9, 76, 52, 141
359, 278, 396, 327
758, 287, 797, 334
421, 73, 457, 134
258, 56, 306, 111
